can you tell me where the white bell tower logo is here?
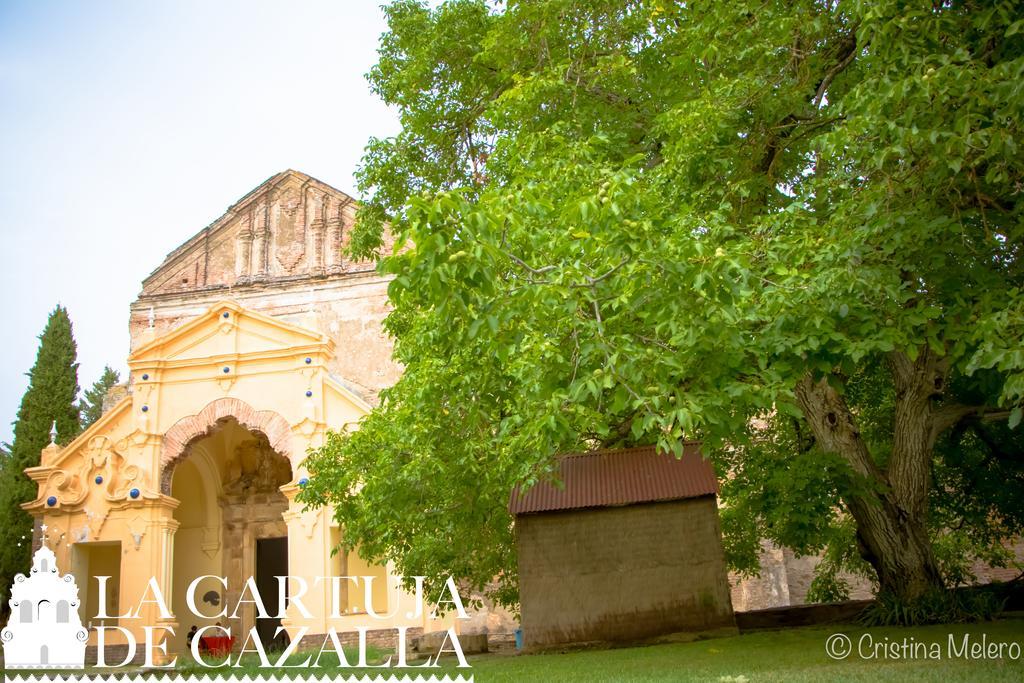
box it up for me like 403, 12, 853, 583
2, 533, 88, 669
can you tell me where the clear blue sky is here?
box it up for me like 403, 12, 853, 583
0, 1, 400, 443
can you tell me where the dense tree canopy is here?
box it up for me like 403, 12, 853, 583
302, 0, 1024, 606
79, 365, 121, 429
0, 305, 81, 614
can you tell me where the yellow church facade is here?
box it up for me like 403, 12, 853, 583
19, 171, 450, 658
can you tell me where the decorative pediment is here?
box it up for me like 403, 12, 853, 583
139, 170, 360, 297
32, 398, 132, 472
129, 300, 333, 368
21, 400, 156, 514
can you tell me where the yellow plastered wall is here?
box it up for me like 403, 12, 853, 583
23, 301, 452, 660
345, 548, 389, 616
73, 542, 122, 628
169, 459, 222, 653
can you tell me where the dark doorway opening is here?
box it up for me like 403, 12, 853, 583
255, 537, 289, 650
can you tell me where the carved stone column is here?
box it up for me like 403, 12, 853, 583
280, 484, 332, 638
328, 201, 347, 274
252, 198, 271, 281
149, 516, 178, 663
142, 504, 179, 664
306, 188, 326, 276
312, 216, 326, 278
264, 191, 277, 277
236, 223, 254, 283
319, 195, 334, 271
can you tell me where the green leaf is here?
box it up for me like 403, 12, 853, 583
311, 0, 1024, 612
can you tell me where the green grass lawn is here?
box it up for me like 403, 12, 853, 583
170, 616, 1023, 682
5, 618, 1021, 681
452, 618, 1024, 682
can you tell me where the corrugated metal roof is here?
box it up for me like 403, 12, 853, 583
508, 443, 717, 515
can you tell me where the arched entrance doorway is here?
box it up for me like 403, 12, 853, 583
166, 413, 293, 653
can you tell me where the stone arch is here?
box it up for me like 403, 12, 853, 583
175, 447, 223, 553
159, 397, 293, 494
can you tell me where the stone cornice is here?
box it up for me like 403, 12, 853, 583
131, 267, 387, 307
130, 270, 393, 317
127, 343, 330, 373
128, 299, 333, 362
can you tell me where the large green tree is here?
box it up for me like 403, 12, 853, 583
301, 0, 1024, 605
79, 365, 121, 429
0, 306, 81, 613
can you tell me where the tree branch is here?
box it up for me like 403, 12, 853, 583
502, 250, 558, 276
813, 30, 861, 108
932, 405, 1014, 440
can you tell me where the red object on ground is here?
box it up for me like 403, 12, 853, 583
200, 635, 234, 656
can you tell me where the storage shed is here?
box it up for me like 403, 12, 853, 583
509, 444, 736, 650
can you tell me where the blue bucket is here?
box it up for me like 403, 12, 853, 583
514, 628, 523, 650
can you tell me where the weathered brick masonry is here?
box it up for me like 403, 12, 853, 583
129, 170, 401, 405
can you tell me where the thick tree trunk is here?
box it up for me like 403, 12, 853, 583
795, 360, 946, 601
841, 485, 943, 600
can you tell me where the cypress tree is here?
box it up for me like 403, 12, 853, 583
79, 365, 121, 429
0, 305, 81, 616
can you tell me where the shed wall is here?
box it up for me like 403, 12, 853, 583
516, 497, 735, 648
